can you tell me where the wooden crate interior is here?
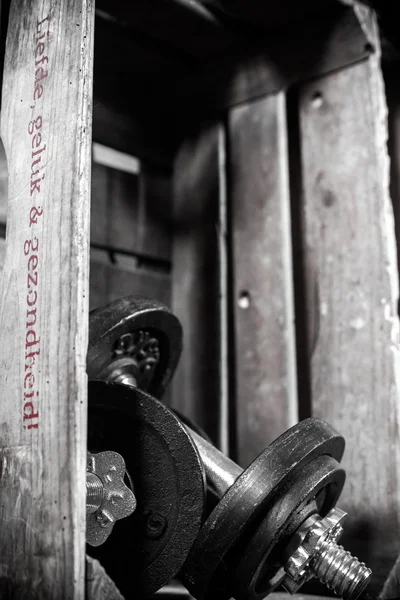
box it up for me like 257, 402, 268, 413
1, 0, 400, 596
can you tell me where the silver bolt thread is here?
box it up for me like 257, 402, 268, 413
86, 472, 104, 514
311, 539, 372, 600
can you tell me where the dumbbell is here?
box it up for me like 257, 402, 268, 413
87, 381, 371, 600
181, 423, 371, 600
86, 296, 372, 600
87, 296, 183, 398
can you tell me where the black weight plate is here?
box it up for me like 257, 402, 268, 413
232, 454, 345, 600
87, 381, 206, 598
180, 418, 344, 600
88, 296, 183, 398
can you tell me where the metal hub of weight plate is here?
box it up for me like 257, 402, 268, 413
180, 418, 345, 600
88, 296, 183, 398
87, 380, 206, 598
231, 454, 345, 600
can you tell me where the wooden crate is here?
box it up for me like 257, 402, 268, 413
0, 0, 400, 597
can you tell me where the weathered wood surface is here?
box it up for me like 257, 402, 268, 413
90, 249, 171, 310
0, 139, 6, 223
178, 5, 373, 112
0, 0, 94, 596
89, 144, 172, 311
90, 161, 140, 253
136, 164, 173, 263
92, 13, 185, 167
172, 121, 228, 449
229, 94, 298, 468
86, 557, 124, 600
299, 16, 400, 592
0, 235, 5, 266
90, 160, 172, 263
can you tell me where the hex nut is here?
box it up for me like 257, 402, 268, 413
282, 508, 347, 593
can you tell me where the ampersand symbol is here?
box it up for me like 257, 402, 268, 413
29, 206, 43, 227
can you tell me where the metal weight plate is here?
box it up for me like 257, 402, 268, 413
231, 454, 345, 600
180, 418, 345, 600
88, 296, 183, 398
87, 381, 206, 598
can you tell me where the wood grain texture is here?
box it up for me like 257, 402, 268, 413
91, 162, 139, 253
0, 138, 7, 222
0, 235, 5, 267
229, 94, 298, 468
86, 557, 124, 600
89, 249, 171, 310
172, 122, 226, 448
178, 5, 373, 112
0, 0, 94, 597
136, 164, 172, 263
299, 17, 400, 591
90, 161, 172, 263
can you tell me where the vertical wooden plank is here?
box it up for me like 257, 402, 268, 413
299, 22, 400, 591
89, 250, 171, 310
0, 140, 7, 223
91, 163, 139, 252
172, 122, 227, 448
217, 125, 230, 455
0, 0, 94, 596
229, 94, 298, 468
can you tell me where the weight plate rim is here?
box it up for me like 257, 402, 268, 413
232, 454, 346, 600
87, 381, 205, 597
180, 418, 345, 600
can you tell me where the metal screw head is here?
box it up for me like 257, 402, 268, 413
86, 450, 137, 547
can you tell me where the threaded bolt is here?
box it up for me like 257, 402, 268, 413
283, 508, 372, 600
86, 471, 104, 514
311, 539, 371, 600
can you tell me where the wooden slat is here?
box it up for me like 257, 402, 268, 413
178, 5, 373, 112
0, 236, 5, 267
0, 0, 94, 596
91, 163, 139, 253
0, 138, 6, 223
89, 249, 171, 310
172, 121, 226, 448
92, 14, 187, 167
91, 160, 172, 263
136, 164, 172, 263
299, 18, 400, 592
229, 94, 298, 468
